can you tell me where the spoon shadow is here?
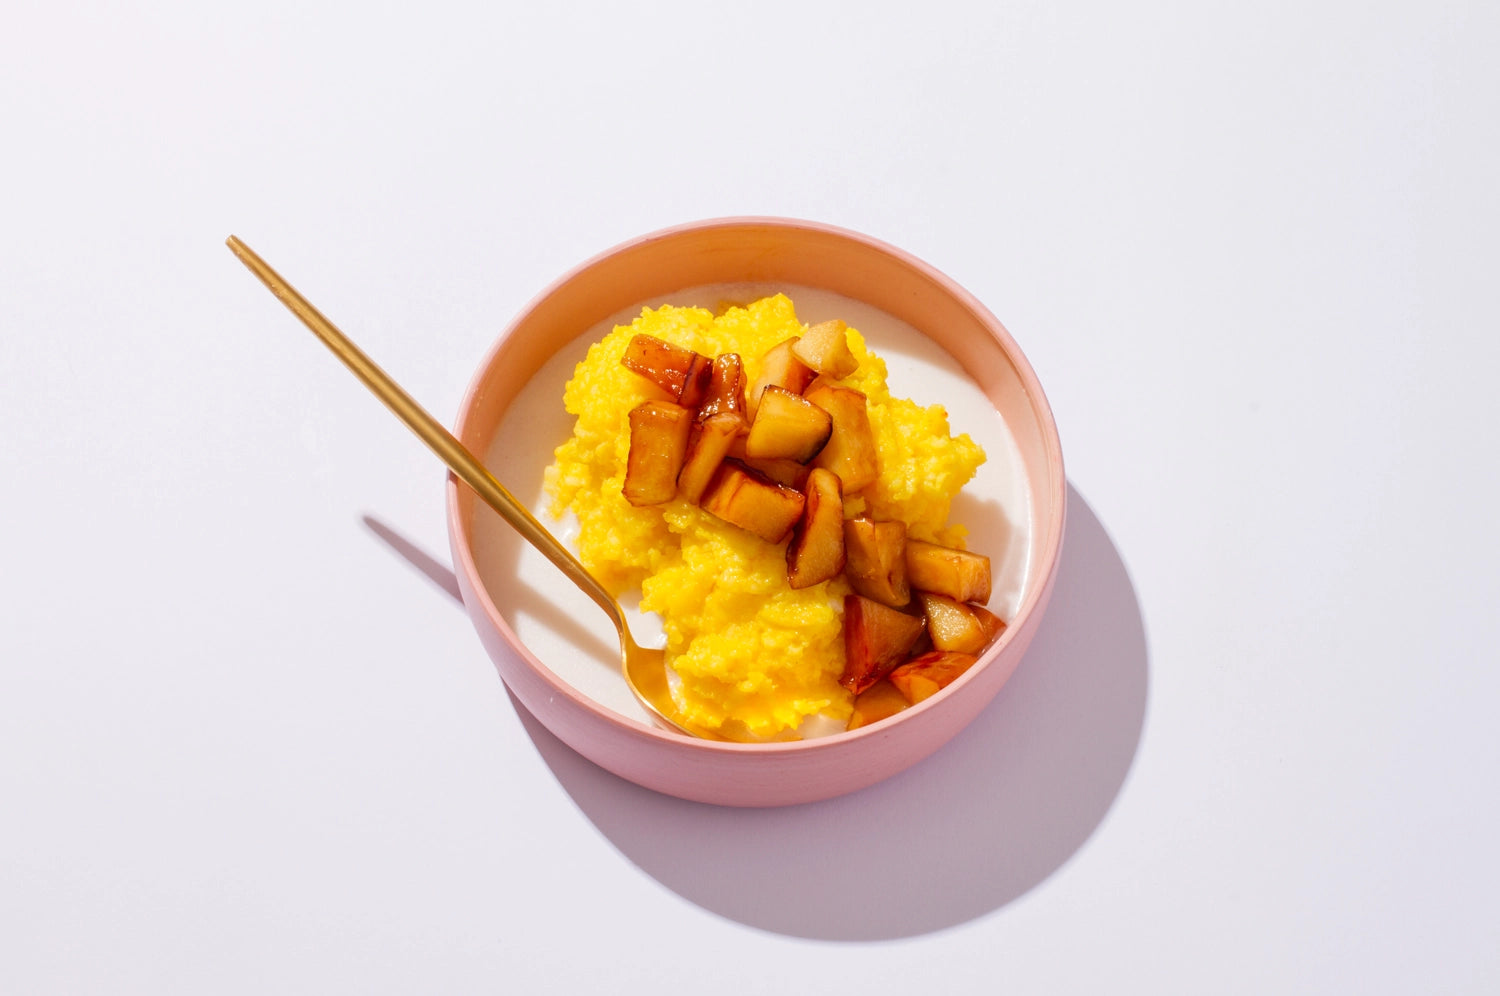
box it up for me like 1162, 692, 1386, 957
361, 513, 616, 664
360, 515, 464, 604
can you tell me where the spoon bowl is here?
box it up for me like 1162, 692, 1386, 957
225, 235, 710, 740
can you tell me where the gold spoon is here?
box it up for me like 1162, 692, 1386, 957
226, 235, 717, 741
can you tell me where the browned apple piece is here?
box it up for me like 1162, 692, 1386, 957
698, 352, 747, 420
843, 517, 910, 608
896, 671, 943, 704
888, 651, 979, 704
905, 540, 992, 604
677, 352, 713, 408
744, 457, 810, 490
846, 679, 910, 731
974, 604, 1007, 643
786, 468, 845, 589
804, 381, 878, 492
700, 460, 806, 544
802, 373, 841, 396
840, 593, 926, 694
726, 436, 809, 489
619, 335, 711, 403
791, 319, 859, 379
745, 385, 832, 463
747, 337, 814, 419
917, 592, 1007, 654
907, 626, 934, 660
676, 412, 743, 505
622, 401, 694, 506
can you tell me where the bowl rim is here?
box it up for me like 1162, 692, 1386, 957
446, 215, 1065, 755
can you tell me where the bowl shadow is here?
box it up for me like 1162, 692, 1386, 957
366, 483, 1150, 939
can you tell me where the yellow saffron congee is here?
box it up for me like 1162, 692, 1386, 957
544, 294, 985, 739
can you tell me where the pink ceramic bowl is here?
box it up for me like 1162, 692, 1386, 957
447, 218, 1065, 807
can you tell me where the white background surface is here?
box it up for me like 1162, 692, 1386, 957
3, 1, 1497, 992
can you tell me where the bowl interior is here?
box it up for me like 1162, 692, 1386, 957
450, 220, 1064, 745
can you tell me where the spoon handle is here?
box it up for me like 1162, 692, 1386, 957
226, 235, 624, 633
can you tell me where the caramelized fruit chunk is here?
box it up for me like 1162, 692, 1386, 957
888, 651, 979, 704
747, 338, 815, 419
846, 679, 910, 731
804, 381, 879, 492
917, 592, 1006, 654
700, 460, 806, 544
745, 385, 833, 463
699, 353, 748, 421
727, 436, 811, 489
974, 604, 1006, 643
743, 457, 810, 490
841, 593, 926, 694
791, 319, 859, 379
906, 626, 934, 661
623, 401, 694, 506
620, 335, 711, 404
905, 540, 992, 604
677, 412, 744, 505
677, 353, 713, 408
786, 468, 845, 589
844, 517, 910, 607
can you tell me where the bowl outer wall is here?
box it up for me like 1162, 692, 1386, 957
446, 217, 1066, 807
